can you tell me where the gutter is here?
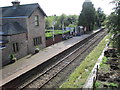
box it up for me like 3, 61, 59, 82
0, 16, 28, 19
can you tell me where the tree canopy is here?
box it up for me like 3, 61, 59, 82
96, 7, 106, 27
45, 14, 78, 30
106, 0, 120, 51
78, 0, 96, 31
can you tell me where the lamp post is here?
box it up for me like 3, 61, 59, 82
52, 21, 56, 44
62, 20, 64, 38
75, 26, 77, 36
62, 18, 67, 39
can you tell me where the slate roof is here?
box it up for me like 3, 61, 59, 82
0, 22, 27, 35
1, 3, 47, 17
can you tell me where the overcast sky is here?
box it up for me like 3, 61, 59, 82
0, 0, 115, 16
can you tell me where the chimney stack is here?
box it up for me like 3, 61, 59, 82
85, 0, 91, 2
12, 0, 20, 7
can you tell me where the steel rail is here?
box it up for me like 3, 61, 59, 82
20, 30, 107, 89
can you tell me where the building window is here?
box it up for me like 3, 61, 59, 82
13, 43, 19, 53
0, 44, 6, 49
33, 37, 42, 46
0, 40, 7, 49
35, 15, 39, 26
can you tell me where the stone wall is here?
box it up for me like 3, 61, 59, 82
27, 8, 46, 54
2, 33, 27, 66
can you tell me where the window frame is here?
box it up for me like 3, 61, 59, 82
35, 15, 39, 26
33, 37, 42, 46
13, 42, 19, 53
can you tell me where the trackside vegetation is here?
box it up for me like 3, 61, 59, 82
59, 33, 110, 88
45, 30, 70, 38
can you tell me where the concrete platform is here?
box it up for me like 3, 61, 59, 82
0, 33, 94, 87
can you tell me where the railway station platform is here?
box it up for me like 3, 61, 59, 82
0, 30, 99, 87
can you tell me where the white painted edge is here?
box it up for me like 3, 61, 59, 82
83, 41, 109, 88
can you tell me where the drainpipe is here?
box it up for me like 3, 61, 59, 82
26, 17, 29, 54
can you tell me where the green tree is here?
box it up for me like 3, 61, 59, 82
45, 16, 55, 29
45, 18, 51, 29
58, 14, 67, 29
78, 0, 96, 31
45, 14, 78, 30
67, 15, 78, 25
106, 0, 120, 51
96, 7, 106, 27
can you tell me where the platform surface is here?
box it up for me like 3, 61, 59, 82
0, 32, 96, 86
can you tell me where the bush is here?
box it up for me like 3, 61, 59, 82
9, 54, 16, 63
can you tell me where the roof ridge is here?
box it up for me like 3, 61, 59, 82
1, 3, 39, 8
1, 3, 47, 17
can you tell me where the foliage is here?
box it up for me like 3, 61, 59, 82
68, 24, 76, 28
105, 0, 120, 52
78, 1, 96, 31
102, 56, 107, 64
9, 54, 16, 61
45, 14, 78, 30
95, 82, 118, 88
45, 15, 55, 29
99, 56, 110, 72
96, 7, 106, 27
9, 54, 15, 59
95, 81, 102, 88
45, 30, 70, 38
109, 83, 118, 87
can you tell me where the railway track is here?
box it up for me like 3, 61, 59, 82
2, 29, 107, 89
19, 29, 107, 89
44, 30, 107, 88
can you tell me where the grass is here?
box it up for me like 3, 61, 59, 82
109, 83, 118, 87
102, 56, 107, 64
95, 81, 103, 88
45, 30, 70, 38
99, 56, 110, 72
60, 33, 111, 88
95, 81, 118, 88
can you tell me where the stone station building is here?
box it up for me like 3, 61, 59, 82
0, 1, 47, 66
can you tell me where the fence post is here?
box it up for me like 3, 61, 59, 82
93, 76, 96, 90
96, 65, 98, 80
93, 65, 99, 90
